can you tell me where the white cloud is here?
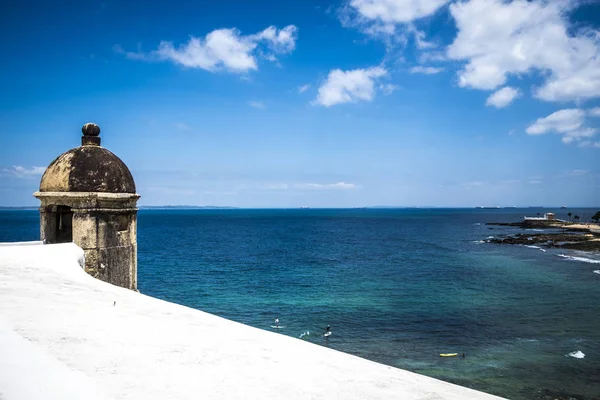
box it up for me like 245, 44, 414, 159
526, 108, 600, 146
349, 0, 449, 24
560, 127, 597, 144
412, 28, 437, 49
17, 166, 45, 175
1, 166, 46, 179
340, 0, 447, 50
113, 44, 147, 61
579, 141, 600, 148
248, 101, 266, 109
295, 182, 358, 190
251, 25, 298, 53
409, 66, 444, 74
118, 25, 298, 73
419, 51, 446, 64
447, 0, 600, 102
156, 30, 257, 72
298, 84, 311, 93
485, 86, 521, 108
558, 169, 589, 178
361, 21, 398, 38
379, 83, 398, 94
313, 67, 388, 107
526, 109, 586, 135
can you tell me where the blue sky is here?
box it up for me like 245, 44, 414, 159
1, 0, 599, 207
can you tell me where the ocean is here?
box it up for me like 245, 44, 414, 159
1, 208, 599, 400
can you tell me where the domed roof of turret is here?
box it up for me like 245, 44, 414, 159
39, 123, 136, 193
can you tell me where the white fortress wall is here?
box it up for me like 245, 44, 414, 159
0, 243, 505, 400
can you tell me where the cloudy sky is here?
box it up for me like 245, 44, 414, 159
1, 0, 599, 207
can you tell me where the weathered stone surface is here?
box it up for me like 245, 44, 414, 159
84, 248, 100, 277
39, 147, 136, 194
72, 213, 97, 249
100, 246, 135, 289
82, 122, 100, 136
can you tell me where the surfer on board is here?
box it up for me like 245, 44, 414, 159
275, 318, 279, 328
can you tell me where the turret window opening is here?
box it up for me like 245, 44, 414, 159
55, 205, 73, 243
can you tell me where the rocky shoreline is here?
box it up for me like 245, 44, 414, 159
485, 221, 600, 251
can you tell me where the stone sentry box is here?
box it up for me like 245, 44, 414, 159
34, 123, 140, 290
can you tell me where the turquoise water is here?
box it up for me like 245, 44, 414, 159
2, 208, 599, 399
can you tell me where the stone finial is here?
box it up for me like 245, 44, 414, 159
82, 123, 101, 146
82, 123, 100, 136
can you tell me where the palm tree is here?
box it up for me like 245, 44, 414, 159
592, 211, 600, 223
574, 215, 580, 224
567, 212, 572, 222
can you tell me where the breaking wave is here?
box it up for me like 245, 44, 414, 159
558, 255, 600, 264
524, 245, 546, 252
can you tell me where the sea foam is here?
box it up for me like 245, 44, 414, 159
567, 351, 585, 359
524, 245, 546, 252
558, 254, 600, 264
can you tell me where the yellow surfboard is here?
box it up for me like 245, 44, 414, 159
440, 353, 458, 357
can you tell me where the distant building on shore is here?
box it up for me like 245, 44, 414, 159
33, 123, 140, 290
523, 212, 558, 221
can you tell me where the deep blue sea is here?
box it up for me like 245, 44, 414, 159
2, 208, 599, 400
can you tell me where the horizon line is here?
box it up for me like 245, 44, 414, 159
1, 205, 598, 210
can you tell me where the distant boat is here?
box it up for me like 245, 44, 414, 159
560, 206, 567, 209
300, 206, 310, 209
